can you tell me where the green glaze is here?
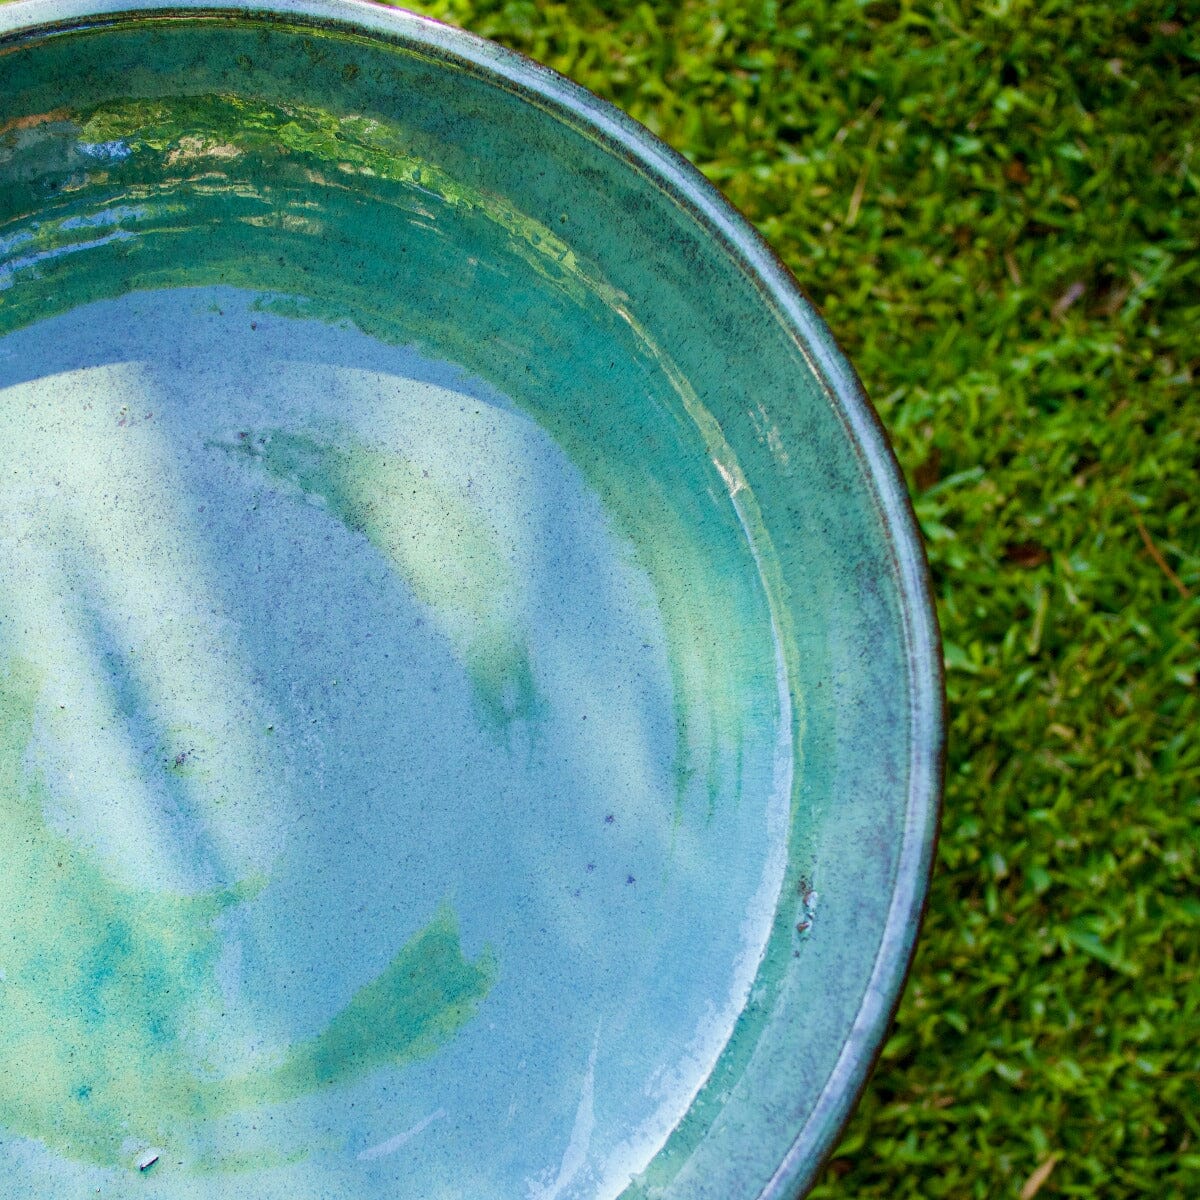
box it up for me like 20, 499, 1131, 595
216, 429, 539, 730
0, 5, 943, 1199
0, 658, 493, 1171
0, 80, 775, 819
245, 906, 496, 1102
0, 659, 255, 1168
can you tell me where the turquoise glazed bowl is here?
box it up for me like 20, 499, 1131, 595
0, 2, 943, 1196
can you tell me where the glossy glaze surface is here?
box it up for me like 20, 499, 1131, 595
0, 4, 942, 1197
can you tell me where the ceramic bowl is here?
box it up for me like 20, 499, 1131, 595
0, 2, 942, 1196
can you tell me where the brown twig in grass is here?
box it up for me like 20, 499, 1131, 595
1128, 499, 1191, 598
1051, 280, 1086, 319
833, 94, 882, 146
1019, 1154, 1061, 1200
846, 117, 883, 228
1004, 247, 1022, 286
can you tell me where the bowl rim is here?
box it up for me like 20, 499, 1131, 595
0, 1, 946, 1195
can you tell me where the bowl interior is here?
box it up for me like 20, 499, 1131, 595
0, 5, 941, 1198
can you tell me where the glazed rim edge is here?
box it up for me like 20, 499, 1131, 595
0, 1, 947, 1196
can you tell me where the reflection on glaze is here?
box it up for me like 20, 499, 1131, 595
215, 428, 539, 731
0, 85, 778, 821
0, 658, 494, 1172
0, 18, 801, 1196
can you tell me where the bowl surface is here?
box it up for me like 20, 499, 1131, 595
0, 3, 942, 1197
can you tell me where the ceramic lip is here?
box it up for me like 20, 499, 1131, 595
0, 2, 946, 1195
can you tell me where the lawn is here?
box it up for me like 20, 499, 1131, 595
399, 2, 1199, 1196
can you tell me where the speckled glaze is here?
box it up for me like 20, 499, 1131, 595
0, 3, 943, 1198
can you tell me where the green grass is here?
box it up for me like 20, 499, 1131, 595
399, 2, 1199, 1196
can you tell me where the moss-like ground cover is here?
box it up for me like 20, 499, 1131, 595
404, 3, 1198, 1195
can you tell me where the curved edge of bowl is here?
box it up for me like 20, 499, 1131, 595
0, 1, 947, 1194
